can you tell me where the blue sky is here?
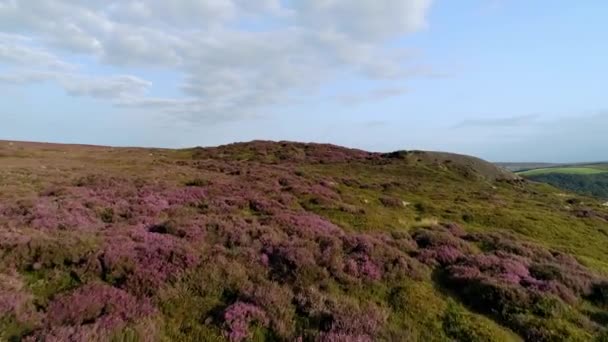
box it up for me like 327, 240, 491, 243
0, 1, 606, 162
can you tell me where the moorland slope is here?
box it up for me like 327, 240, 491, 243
1, 140, 608, 341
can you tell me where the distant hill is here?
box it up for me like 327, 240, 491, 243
1, 140, 608, 341
513, 163, 608, 200
495, 162, 563, 172
386, 150, 521, 181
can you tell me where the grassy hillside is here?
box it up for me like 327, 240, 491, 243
519, 167, 608, 176
517, 164, 608, 200
496, 163, 562, 172
2, 140, 608, 341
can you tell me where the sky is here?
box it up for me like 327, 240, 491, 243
0, 0, 607, 162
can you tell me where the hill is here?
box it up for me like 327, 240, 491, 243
1, 140, 608, 341
514, 164, 608, 200
495, 162, 563, 172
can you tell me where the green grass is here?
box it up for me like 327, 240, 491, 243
518, 167, 608, 176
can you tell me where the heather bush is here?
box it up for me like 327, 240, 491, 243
222, 301, 269, 342
240, 281, 296, 338
466, 232, 552, 260
293, 288, 388, 341
429, 230, 608, 340
276, 213, 345, 240
28, 197, 99, 231
323, 300, 388, 339
100, 231, 199, 295
46, 283, 154, 327
264, 241, 325, 283
412, 226, 472, 267
446, 272, 532, 316
412, 227, 468, 250
463, 233, 598, 299
343, 254, 382, 281
18, 283, 157, 340
444, 254, 534, 313
0, 271, 40, 329
528, 262, 595, 297
386, 231, 418, 252
416, 245, 465, 266
247, 197, 279, 216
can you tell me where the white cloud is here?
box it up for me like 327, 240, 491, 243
0, 69, 150, 101
109, 1, 238, 26
293, 0, 432, 40
0, 34, 73, 69
60, 75, 151, 99
0, 0, 435, 122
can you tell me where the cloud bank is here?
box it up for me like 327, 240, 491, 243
0, 0, 433, 122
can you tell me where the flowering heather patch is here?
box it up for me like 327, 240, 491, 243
193, 141, 378, 164
416, 226, 600, 300
408, 223, 608, 337
466, 232, 554, 260
412, 225, 473, 266
23, 283, 156, 341
292, 287, 388, 341
442, 222, 467, 238
417, 245, 465, 266
327, 301, 388, 337
222, 301, 269, 342
343, 254, 382, 281
466, 232, 598, 296
100, 229, 199, 295
46, 283, 154, 327
240, 282, 296, 338
264, 240, 323, 282
0, 271, 40, 327
275, 213, 345, 240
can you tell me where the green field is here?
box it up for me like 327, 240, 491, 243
518, 166, 608, 176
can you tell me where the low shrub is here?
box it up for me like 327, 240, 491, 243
222, 301, 269, 342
